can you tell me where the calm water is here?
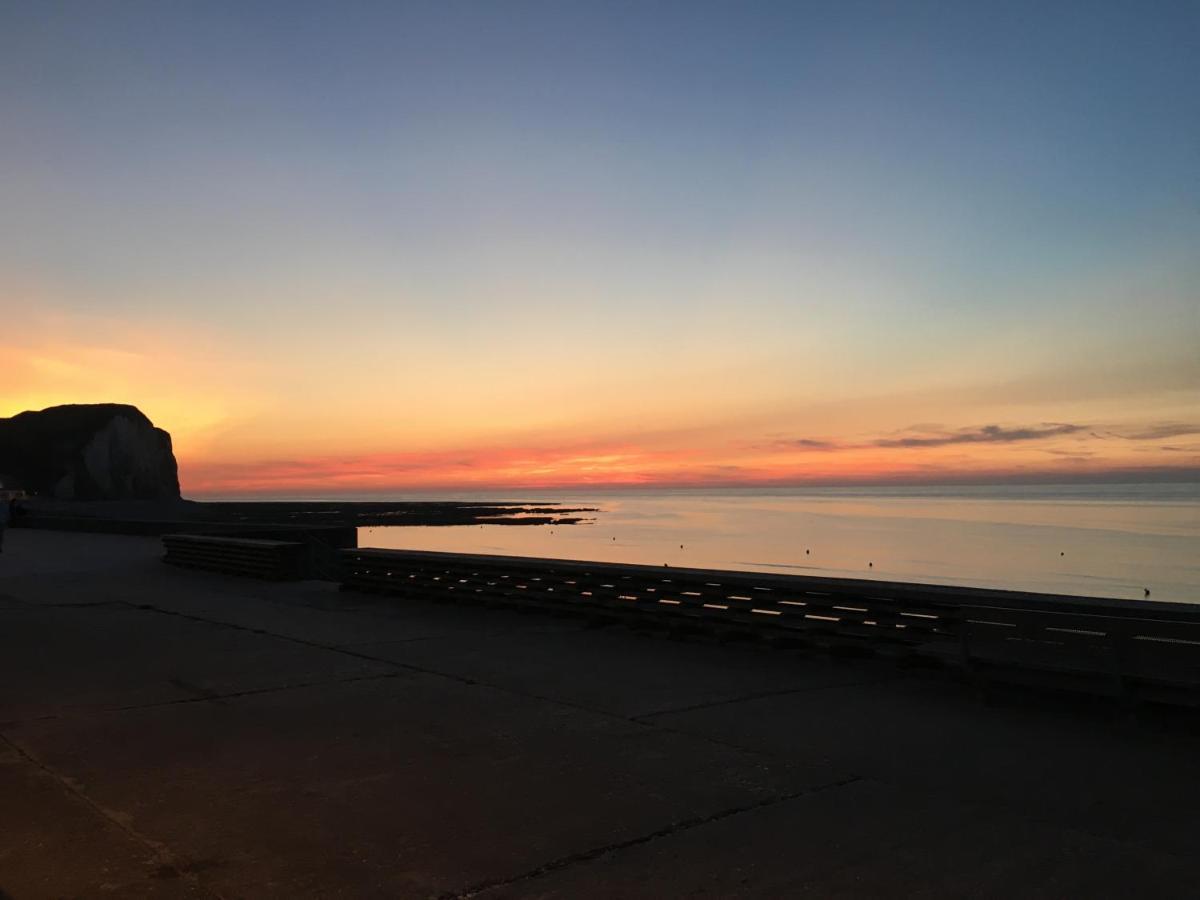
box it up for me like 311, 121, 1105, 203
359, 484, 1200, 603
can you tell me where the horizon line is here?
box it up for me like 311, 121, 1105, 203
183, 468, 1200, 501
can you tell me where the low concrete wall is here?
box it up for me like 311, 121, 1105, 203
343, 546, 1200, 706
13, 510, 354, 580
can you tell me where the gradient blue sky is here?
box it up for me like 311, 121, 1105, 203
3, 1, 1197, 493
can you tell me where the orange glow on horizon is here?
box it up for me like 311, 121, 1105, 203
179, 429, 1200, 497
4, 299, 1197, 497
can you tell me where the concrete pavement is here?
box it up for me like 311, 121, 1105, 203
2, 530, 1198, 898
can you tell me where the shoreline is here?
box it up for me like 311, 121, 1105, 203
14, 497, 598, 532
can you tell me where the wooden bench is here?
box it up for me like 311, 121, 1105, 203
163, 534, 306, 580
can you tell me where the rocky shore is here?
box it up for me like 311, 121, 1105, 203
16, 497, 595, 532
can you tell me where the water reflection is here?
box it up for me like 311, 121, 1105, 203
359, 485, 1200, 603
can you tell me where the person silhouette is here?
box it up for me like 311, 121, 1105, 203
0, 497, 11, 555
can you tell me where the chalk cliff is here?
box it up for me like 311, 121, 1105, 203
0, 404, 181, 500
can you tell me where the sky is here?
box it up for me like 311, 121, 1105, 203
2, 1, 1198, 496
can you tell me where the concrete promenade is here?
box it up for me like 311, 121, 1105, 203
2, 530, 1199, 898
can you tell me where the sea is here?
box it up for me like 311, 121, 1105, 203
357, 483, 1200, 603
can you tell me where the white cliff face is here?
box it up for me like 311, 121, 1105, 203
67, 416, 178, 500
52, 416, 176, 499
81, 416, 127, 497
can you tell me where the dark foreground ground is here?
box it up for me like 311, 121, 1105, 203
2, 531, 1199, 898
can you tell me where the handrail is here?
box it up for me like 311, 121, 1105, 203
341, 547, 1200, 704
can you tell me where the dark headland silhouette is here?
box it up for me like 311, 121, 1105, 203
0, 403, 180, 500
0, 403, 592, 529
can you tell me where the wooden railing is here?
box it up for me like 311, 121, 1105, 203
341, 547, 1200, 704
164, 534, 307, 580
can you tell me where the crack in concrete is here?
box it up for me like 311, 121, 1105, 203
0, 599, 129, 610
0, 675, 403, 728
443, 775, 864, 899
2, 584, 875, 896
7, 588, 875, 775
0, 713, 60, 729
0, 730, 227, 900
52, 600, 131, 609
337, 625, 580, 649
110, 599, 859, 765
116, 671, 404, 712
632, 675, 899, 721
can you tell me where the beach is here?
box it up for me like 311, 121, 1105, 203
3, 527, 1200, 897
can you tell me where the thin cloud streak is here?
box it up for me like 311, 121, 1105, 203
875, 424, 1086, 449
769, 423, 1089, 452
1109, 423, 1200, 441
774, 438, 838, 450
